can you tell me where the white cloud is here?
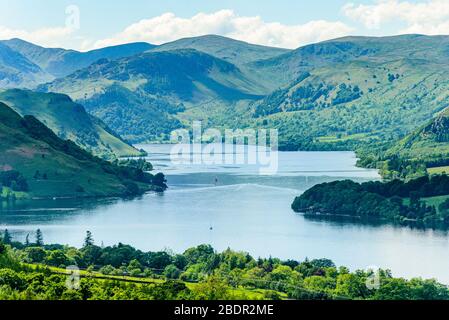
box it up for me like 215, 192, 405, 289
343, 0, 449, 34
0, 25, 76, 48
93, 10, 353, 50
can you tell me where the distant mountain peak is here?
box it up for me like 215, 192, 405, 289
151, 34, 290, 64
0, 39, 156, 79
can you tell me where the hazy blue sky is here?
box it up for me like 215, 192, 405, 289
0, 0, 446, 50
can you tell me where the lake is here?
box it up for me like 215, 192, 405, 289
2, 144, 449, 283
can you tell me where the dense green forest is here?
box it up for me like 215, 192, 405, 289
292, 174, 449, 227
1, 231, 449, 300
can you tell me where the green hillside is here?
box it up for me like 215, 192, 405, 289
252, 34, 449, 85
0, 89, 142, 159
150, 35, 290, 94
0, 102, 166, 199
387, 109, 449, 161
254, 59, 449, 150
174, 35, 449, 151
41, 49, 266, 142
363, 108, 449, 179
38, 34, 449, 151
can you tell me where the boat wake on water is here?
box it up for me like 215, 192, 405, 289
153, 183, 302, 195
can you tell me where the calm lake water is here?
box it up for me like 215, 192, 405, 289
2, 144, 449, 283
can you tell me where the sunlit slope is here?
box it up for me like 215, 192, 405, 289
387, 108, 449, 162
0, 102, 148, 198
0, 89, 141, 159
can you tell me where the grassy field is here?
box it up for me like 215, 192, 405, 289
316, 133, 372, 143
0, 187, 29, 200
428, 166, 449, 175
403, 195, 449, 213
423, 195, 449, 212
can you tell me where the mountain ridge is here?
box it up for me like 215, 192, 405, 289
151, 34, 290, 64
0, 38, 155, 85
0, 42, 52, 88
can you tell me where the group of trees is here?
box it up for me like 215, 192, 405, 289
1, 232, 449, 300
118, 158, 153, 172
2, 229, 43, 247
292, 174, 449, 226
357, 153, 429, 181
0, 170, 28, 193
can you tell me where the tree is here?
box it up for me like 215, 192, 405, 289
164, 265, 181, 279
335, 273, 370, 299
128, 259, 142, 272
0, 240, 5, 255
153, 173, 167, 189
46, 250, 71, 267
84, 231, 94, 247
192, 276, 231, 300
124, 182, 139, 196
35, 229, 44, 246
25, 247, 46, 263
25, 234, 30, 246
2, 229, 11, 244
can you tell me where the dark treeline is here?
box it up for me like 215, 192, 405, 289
0, 171, 28, 192
362, 174, 449, 198
2, 230, 449, 300
292, 174, 449, 226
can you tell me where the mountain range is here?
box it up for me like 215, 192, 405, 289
0, 38, 154, 88
1, 34, 449, 161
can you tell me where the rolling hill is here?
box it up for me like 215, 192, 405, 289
247, 35, 449, 150
150, 35, 290, 93
0, 89, 142, 159
251, 34, 449, 84
0, 102, 164, 199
